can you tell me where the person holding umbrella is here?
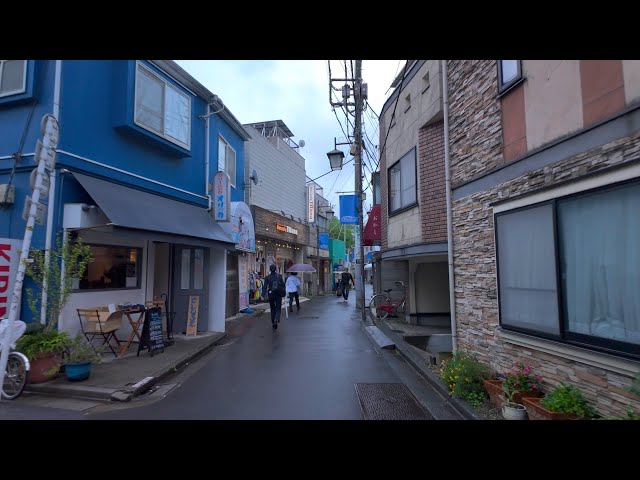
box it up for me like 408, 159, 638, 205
286, 272, 302, 313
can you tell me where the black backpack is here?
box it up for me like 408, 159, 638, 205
276, 274, 286, 297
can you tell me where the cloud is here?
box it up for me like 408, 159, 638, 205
175, 60, 400, 215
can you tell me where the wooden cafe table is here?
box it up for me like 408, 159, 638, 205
118, 306, 146, 358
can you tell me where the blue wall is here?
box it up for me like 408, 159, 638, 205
210, 111, 246, 202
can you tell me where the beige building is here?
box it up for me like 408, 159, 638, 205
448, 60, 640, 417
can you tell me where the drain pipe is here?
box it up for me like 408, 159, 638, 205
441, 60, 457, 353
204, 103, 211, 210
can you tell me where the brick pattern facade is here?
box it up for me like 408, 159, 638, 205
448, 60, 504, 187
418, 121, 447, 243
379, 117, 388, 251
448, 59, 640, 418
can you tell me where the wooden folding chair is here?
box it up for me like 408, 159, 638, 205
77, 308, 123, 357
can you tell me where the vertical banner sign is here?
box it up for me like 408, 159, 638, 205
186, 295, 200, 337
214, 171, 230, 222
318, 233, 329, 250
239, 254, 248, 310
0, 239, 22, 319
339, 194, 358, 224
307, 183, 316, 223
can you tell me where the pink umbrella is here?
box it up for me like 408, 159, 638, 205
286, 263, 317, 273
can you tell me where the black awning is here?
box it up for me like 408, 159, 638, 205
72, 173, 234, 246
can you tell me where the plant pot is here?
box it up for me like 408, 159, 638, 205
502, 402, 528, 420
483, 380, 504, 408
512, 388, 543, 404
522, 397, 582, 420
64, 362, 92, 382
27, 351, 62, 384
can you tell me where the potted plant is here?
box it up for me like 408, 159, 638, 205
16, 235, 92, 383
62, 333, 102, 381
523, 382, 596, 420
485, 361, 543, 409
501, 390, 528, 420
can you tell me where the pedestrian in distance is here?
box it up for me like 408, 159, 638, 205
262, 264, 286, 329
286, 271, 302, 313
340, 271, 355, 302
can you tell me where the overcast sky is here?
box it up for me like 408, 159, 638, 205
175, 60, 402, 219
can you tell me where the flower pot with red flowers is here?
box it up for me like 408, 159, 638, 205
500, 361, 543, 404
523, 382, 596, 420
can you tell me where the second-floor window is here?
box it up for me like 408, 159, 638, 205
497, 60, 522, 93
0, 60, 27, 98
388, 147, 417, 215
134, 62, 191, 150
218, 135, 236, 187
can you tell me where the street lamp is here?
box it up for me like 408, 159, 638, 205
326, 148, 345, 171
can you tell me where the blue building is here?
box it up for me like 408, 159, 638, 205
0, 60, 253, 337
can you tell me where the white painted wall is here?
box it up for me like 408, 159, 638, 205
209, 246, 227, 332
623, 60, 640, 105
244, 126, 307, 220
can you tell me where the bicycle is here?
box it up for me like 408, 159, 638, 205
368, 281, 407, 324
0, 318, 30, 400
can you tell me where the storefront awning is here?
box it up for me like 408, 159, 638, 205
363, 204, 381, 246
72, 173, 234, 247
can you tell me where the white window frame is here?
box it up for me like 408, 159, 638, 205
218, 134, 237, 188
387, 146, 417, 215
0, 60, 27, 98
134, 61, 191, 150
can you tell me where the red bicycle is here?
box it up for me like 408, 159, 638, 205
368, 281, 407, 323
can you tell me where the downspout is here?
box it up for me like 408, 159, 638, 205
41, 60, 62, 326
441, 60, 458, 353
205, 103, 211, 209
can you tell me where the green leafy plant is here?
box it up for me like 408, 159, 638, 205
63, 333, 102, 364
540, 382, 596, 418
501, 361, 543, 402
441, 351, 491, 406
24, 234, 92, 332
16, 329, 69, 361
626, 372, 640, 398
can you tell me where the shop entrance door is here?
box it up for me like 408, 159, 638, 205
172, 245, 209, 334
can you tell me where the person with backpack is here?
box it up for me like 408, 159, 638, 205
263, 264, 286, 329
340, 271, 355, 302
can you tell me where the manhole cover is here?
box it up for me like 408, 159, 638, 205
297, 316, 320, 319
354, 383, 433, 420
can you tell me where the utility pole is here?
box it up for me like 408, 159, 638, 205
354, 60, 366, 321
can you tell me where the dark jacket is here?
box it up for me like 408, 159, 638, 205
340, 272, 354, 287
263, 272, 284, 297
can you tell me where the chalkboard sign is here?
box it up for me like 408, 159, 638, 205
137, 307, 165, 357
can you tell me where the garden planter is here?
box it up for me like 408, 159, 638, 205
64, 362, 92, 382
522, 397, 582, 420
502, 402, 528, 420
512, 389, 543, 404
27, 352, 62, 384
484, 380, 505, 408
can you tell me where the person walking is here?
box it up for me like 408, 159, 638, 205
262, 264, 286, 329
286, 272, 302, 313
340, 270, 355, 302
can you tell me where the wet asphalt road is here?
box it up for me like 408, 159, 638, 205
88, 292, 400, 420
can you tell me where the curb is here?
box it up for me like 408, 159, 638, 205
372, 319, 483, 421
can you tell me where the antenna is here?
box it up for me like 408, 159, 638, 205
250, 169, 259, 185
299, 140, 305, 148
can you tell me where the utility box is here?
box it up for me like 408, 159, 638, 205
0, 184, 15, 205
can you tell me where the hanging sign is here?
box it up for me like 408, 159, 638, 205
308, 183, 316, 223
339, 194, 358, 224
214, 171, 231, 222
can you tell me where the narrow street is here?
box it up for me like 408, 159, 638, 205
76, 287, 451, 420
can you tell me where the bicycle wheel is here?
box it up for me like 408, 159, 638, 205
2, 352, 28, 400
369, 294, 390, 323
